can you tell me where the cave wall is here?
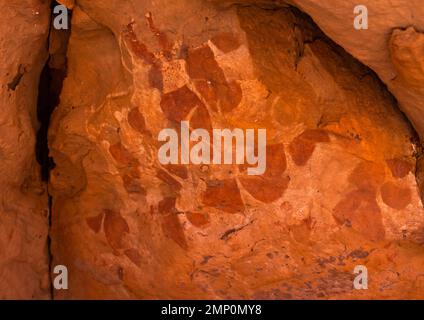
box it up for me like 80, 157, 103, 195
212, 0, 424, 142
0, 0, 51, 299
0, 0, 423, 300
288, 0, 424, 143
47, 0, 424, 299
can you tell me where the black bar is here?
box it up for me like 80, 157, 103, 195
1, 300, 421, 319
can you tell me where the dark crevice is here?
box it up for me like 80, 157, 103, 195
35, 1, 72, 299
36, 65, 61, 181
220, 220, 254, 241
7, 64, 25, 91
413, 133, 424, 203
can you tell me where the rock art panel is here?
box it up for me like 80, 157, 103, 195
45, 0, 424, 299
291, 0, 424, 144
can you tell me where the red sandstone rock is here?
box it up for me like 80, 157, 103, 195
0, 0, 51, 299
288, 0, 424, 143
214, 0, 424, 148
0, 0, 423, 300
46, 1, 424, 299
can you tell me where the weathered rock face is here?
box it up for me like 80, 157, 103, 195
0, 0, 51, 299
47, 0, 424, 299
286, 0, 424, 143
215, 0, 424, 141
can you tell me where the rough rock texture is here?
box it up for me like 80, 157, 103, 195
286, 0, 424, 142
0, 0, 51, 299
48, 0, 424, 299
214, 0, 424, 169
215, 0, 424, 141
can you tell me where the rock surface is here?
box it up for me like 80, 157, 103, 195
215, 0, 424, 141
286, 0, 424, 142
48, 0, 424, 299
0, 0, 51, 299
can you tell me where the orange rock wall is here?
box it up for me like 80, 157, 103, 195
0, 0, 51, 299
47, 0, 424, 299
0, 0, 423, 300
